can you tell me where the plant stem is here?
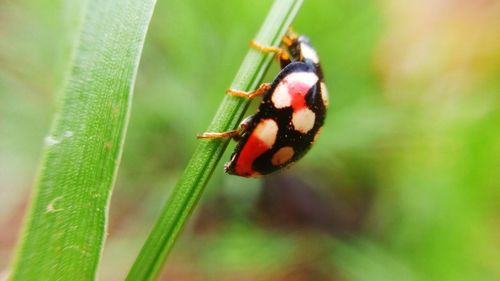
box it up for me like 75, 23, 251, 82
126, 0, 303, 280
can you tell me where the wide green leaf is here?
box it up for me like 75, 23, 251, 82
9, 0, 156, 279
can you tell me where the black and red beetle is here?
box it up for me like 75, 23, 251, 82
198, 29, 328, 177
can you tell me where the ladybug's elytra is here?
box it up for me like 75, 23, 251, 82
198, 29, 328, 177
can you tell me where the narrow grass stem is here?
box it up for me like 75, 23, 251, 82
126, 0, 303, 280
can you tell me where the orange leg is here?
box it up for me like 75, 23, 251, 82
226, 83, 271, 99
196, 129, 241, 139
197, 116, 253, 140
249, 40, 290, 61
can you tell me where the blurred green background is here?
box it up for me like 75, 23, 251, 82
1, 0, 499, 280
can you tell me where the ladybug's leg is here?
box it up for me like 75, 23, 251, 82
197, 116, 253, 140
226, 83, 271, 99
196, 129, 241, 139
249, 40, 288, 60
249, 40, 290, 67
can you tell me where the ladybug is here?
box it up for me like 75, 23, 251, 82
198, 30, 328, 177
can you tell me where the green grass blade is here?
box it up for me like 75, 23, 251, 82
9, 0, 156, 279
126, 0, 303, 280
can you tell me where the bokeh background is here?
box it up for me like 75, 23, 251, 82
1, 0, 499, 280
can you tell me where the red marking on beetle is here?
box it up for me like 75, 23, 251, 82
286, 79, 312, 110
234, 134, 270, 176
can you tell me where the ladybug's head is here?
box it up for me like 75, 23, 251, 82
287, 35, 320, 65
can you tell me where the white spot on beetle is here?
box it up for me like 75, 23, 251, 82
300, 43, 319, 63
292, 108, 316, 134
271, 146, 295, 165
63, 130, 74, 138
320, 82, 329, 107
254, 119, 278, 148
271, 85, 291, 108
288, 72, 319, 89
271, 72, 319, 109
